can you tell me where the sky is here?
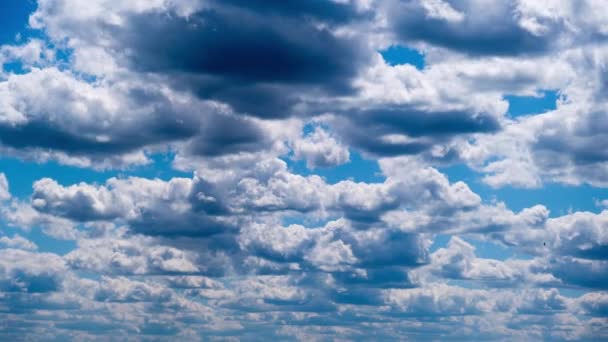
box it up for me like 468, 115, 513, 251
0, 0, 607, 340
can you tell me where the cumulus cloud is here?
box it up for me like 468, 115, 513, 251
293, 127, 350, 168
66, 235, 199, 275
0, 235, 37, 251
31, 176, 236, 237
30, 0, 372, 119
0, 249, 65, 293
387, 0, 563, 56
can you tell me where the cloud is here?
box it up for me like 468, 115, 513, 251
19, 152, 608, 336
94, 276, 172, 303
0, 68, 194, 166
458, 46, 608, 188
578, 292, 608, 317
31, 176, 236, 237
384, 284, 492, 316
0, 173, 9, 201
0, 0, 606, 340
0, 39, 54, 73
0, 67, 291, 167
388, 0, 563, 56
0, 235, 37, 251
412, 236, 559, 287
332, 106, 500, 157
0, 249, 65, 293
292, 127, 350, 169
29, 157, 484, 236
31, 0, 372, 119
66, 234, 199, 275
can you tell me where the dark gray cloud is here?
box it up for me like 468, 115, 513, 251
106, 3, 370, 118
187, 114, 272, 157
333, 107, 500, 156
344, 229, 428, 267
530, 110, 608, 184
121, 11, 356, 85
333, 266, 415, 289
549, 257, 608, 289
0, 70, 197, 156
0, 68, 281, 166
389, 0, 560, 56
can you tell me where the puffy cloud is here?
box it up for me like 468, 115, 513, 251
94, 276, 172, 303
0, 235, 37, 251
0, 67, 290, 167
485, 209, 608, 290
577, 292, 608, 317
239, 219, 427, 274
66, 235, 199, 275
332, 107, 500, 157
547, 257, 608, 290
31, 0, 372, 119
19, 150, 608, 336
422, 237, 526, 282
30, 157, 484, 230
0, 39, 54, 73
31, 176, 236, 237
411, 236, 560, 288
386, 0, 608, 58
499, 210, 608, 260
292, 127, 350, 169
0, 249, 66, 293
383, 284, 493, 316
0, 68, 186, 166
457, 45, 608, 188
387, 0, 563, 56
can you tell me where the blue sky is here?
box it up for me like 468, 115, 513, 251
0, 1, 607, 340
0, 1, 35, 44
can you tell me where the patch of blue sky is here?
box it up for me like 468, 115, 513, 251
441, 164, 608, 217
429, 234, 451, 253
0, 1, 75, 78
133, 153, 192, 179
446, 279, 483, 290
558, 288, 588, 298
285, 150, 384, 184
505, 90, 559, 117
280, 212, 337, 228
0, 0, 37, 45
464, 237, 528, 260
379, 45, 425, 70
2, 60, 28, 74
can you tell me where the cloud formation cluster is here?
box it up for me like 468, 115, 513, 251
0, 0, 607, 340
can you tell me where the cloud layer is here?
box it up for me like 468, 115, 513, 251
0, 0, 607, 340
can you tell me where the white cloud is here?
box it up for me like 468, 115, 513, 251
293, 127, 350, 168
0, 235, 37, 251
